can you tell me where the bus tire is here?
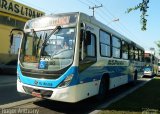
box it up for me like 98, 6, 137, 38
96, 76, 109, 101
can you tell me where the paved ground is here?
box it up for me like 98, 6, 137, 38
0, 75, 31, 105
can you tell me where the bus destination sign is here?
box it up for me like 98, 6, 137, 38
25, 14, 77, 29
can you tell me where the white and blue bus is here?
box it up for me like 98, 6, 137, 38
10, 12, 145, 102
143, 51, 158, 77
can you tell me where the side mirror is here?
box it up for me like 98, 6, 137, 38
85, 31, 91, 45
9, 28, 24, 54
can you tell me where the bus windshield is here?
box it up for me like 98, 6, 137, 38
20, 27, 75, 71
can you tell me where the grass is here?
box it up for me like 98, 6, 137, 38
99, 77, 160, 114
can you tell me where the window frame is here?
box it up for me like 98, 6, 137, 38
129, 44, 135, 60
121, 40, 129, 60
86, 33, 97, 58
111, 35, 121, 59
134, 47, 139, 61
99, 29, 111, 57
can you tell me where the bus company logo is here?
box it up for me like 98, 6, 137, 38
108, 60, 125, 66
34, 80, 38, 85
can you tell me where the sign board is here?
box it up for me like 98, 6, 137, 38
0, 0, 44, 19
25, 13, 78, 29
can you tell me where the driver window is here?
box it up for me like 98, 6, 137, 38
79, 33, 97, 72
86, 34, 96, 57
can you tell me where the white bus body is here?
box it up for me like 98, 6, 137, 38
144, 52, 158, 77
15, 12, 145, 102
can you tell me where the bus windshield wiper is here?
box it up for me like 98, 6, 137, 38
42, 26, 61, 47
36, 35, 42, 56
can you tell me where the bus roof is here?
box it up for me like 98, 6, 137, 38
24, 12, 144, 51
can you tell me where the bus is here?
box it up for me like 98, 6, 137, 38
10, 12, 145, 103
143, 51, 158, 77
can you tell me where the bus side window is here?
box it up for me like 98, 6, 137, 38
139, 49, 144, 62
86, 34, 96, 57
99, 30, 111, 57
82, 32, 96, 59
79, 32, 97, 72
80, 30, 95, 60
122, 41, 129, 59
112, 36, 121, 58
129, 45, 134, 60
135, 47, 139, 61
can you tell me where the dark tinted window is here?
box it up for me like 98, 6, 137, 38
122, 41, 129, 59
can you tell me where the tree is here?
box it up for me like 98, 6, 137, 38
155, 41, 160, 55
126, 0, 149, 31
155, 41, 160, 49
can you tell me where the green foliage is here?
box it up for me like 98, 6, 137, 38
126, 0, 149, 31
155, 41, 160, 48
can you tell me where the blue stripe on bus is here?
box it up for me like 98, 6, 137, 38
78, 65, 143, 83
17, 65, 79, 88
17, 64, 143, 88
79, 65, 130, 82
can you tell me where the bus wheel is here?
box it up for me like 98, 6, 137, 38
97, 77, 109, 101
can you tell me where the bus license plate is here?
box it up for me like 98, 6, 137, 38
32, 92, 42, 98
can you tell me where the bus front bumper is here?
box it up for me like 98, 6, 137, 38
17, 80, 99, 103
17, 80, 78, 103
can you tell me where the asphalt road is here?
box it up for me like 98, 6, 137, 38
0, 75, 31, 105
5, 78, 150, 114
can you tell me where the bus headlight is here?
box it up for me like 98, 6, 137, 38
58, 74, 74, 88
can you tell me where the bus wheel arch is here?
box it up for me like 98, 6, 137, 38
97, 73, 110, 100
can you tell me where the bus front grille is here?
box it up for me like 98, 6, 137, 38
23, 86, 53, 98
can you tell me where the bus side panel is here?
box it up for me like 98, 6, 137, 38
79, 59, 131, 91
109, 75, 128, 89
